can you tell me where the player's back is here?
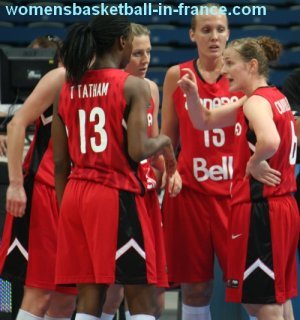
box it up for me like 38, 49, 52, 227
58, 69, 143, 194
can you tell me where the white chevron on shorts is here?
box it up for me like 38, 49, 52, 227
115, 238, 145, 260
7, 238, 28, 260
40, 114, 53, 125
243, 258, 275, 280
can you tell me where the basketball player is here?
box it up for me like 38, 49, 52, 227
52, 15, 176, 320
0, 38, 76, 320
178, 36, 299, 320
100, 23, 181, 320
161, 5, 244, 320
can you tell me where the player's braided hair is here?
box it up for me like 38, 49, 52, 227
62, 15, 131, 83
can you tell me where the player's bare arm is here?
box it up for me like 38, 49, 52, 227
125, 76, 176, 177
244, 96, 281, 186
178, 68, 246, 130
6, 68, 66, 217
52, 91, 71, 205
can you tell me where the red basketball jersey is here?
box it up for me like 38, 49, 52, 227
231, 86, 297, 205
138, 97, 157, 190
173, 60, 242, 195
147, 97, 155, 137
58, 69, 143, 194
23, 106, 54, 187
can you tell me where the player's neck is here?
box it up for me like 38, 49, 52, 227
196, 58, 223, 83
197, 57, 223, 72
245, 78, 269, 96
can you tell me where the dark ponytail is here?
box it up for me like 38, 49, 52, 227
61, 23, 95, 83
62, 15, 131, 83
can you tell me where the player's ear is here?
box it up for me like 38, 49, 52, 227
226, 29, 230, 42
189, 28, 196, 43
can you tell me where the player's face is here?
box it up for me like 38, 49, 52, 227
222, 47, 251, 93
125, 35, 151, 79
190, 14, 229, 59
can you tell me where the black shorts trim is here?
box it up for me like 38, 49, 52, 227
115, 190, 147, 284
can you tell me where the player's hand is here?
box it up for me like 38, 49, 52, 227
6, 184, 27, 217
177, 68, 199, 98
245, 159, 281, 186
168, 170, 182, 197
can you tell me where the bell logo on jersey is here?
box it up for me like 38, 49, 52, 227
193, 156, 233, 182
185, 96, 239, 110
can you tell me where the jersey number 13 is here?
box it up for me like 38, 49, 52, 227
78, 107, 108, 154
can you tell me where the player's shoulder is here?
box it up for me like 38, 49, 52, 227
165, 60, 194, 83
167, 64, 180, 77
41, 67, 66, 88
145, 78, 158, 93
124, 75, 151, 101
126, 74, 149, 90
46, 66, 65, 79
